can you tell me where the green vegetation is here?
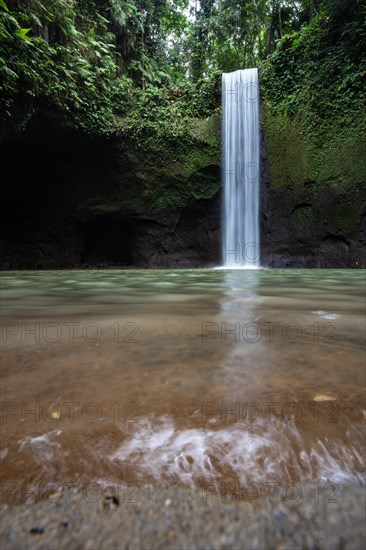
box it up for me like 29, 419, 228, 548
260, 0, 366, 197
0, 0, 121, 133
260, 1, 366, 121
0, 0, 365, 208
1, 1, 364, 136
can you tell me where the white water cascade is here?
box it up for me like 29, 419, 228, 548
222, 68, 260, 267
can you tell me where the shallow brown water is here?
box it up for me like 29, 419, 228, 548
0, 269, 365, 503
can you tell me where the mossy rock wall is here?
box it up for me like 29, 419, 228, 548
1, 96, 365, 269
0, 113, 221, 269
260, 104, 366, 267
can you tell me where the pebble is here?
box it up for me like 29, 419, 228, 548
30, 527, 44, 534
313, 395, 336, 401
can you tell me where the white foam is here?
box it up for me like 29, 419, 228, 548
18, 430, 62, 463
213, 266, 261, 270
0, 448, 8, 460
111, 415, 365, 489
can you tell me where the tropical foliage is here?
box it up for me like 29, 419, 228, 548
0, 0, 365, 133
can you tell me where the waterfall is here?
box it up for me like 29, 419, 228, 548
222, 68, 260, 268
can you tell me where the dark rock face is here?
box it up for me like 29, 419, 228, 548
0, 111, 364, 269
131, 198, 221, 268
259, 176, 365, 269
0, 115, 221, 269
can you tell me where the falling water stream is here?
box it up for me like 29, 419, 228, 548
222, 68, 260, 267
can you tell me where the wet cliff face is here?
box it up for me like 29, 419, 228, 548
0, 108, 364, 270
0, 114, 221, 269
259, 108, 366, 268
261, 185, 365, 268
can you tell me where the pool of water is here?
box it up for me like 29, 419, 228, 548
0, 269, 365, 503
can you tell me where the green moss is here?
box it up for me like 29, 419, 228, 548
154, 187, 189, 210
325, 204, 360, 235
113, 114, 221, 215
264, 111, 308, 188
116, 115, 219, 170
263, 105, 366, 202
292, 205, 314, 226
309, 127, 366, 193
188, 115, 220, 148
151, 166, 220, 213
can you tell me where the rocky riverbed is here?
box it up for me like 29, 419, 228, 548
1, 484, 365, 549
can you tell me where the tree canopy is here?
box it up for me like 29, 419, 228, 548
0, 0, 365, 133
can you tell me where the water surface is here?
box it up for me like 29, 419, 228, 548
1, 269, 365, 502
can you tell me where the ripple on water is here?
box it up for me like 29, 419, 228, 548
1, 268, 365, 501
